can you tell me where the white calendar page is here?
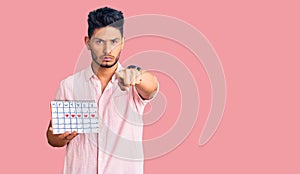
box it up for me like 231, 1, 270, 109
50, 100, 99, 134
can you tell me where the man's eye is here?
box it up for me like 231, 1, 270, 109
96, 40, 103, 44
112, 40, 119, 44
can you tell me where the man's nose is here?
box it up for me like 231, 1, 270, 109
104, 43, 113, 54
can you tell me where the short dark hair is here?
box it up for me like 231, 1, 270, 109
87, 7, 124, 38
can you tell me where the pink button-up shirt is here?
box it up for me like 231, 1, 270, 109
55, 63, 157, 174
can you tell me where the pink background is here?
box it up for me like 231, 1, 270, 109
0, 0, 299, 173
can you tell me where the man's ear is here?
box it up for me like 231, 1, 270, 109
84, 36, 91, 50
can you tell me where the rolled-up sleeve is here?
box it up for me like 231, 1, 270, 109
131, 83, 159, 114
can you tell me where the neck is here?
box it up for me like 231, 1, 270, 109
91, 62, 118, 80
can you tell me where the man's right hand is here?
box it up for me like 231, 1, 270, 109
46, 121, 78, 147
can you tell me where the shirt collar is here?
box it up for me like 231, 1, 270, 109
84, 62, 124, 82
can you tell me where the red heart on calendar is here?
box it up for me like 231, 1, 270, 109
65, 114, 69, 118
91, 114, 95, 118
77, 114, 81, 117
71, 114, 75, 118
84, 114, 88, 118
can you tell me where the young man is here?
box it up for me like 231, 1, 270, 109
47, 7, 159, 174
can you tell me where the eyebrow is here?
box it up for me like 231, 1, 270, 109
93, 38, 120, 41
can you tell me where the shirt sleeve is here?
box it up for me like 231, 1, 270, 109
131, 83, 159, 113
55, 80, 66, 100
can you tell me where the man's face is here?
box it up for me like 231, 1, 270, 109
86, 26, 124, 68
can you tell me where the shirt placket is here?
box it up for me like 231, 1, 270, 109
93, 77, 115, 173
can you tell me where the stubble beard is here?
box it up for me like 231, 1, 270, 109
92, 52, 120, 69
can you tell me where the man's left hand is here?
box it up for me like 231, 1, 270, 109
116, 68, 143, 91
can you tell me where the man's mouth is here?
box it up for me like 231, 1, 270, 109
102, 56, 114, 61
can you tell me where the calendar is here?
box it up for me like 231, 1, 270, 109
51, 100, 99, 134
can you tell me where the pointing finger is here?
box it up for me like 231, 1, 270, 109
130, 70, 136, 85
118, 80, 129, 91
124, 69, 131, 86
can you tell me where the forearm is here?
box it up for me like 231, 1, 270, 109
135, 70, 158, 100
